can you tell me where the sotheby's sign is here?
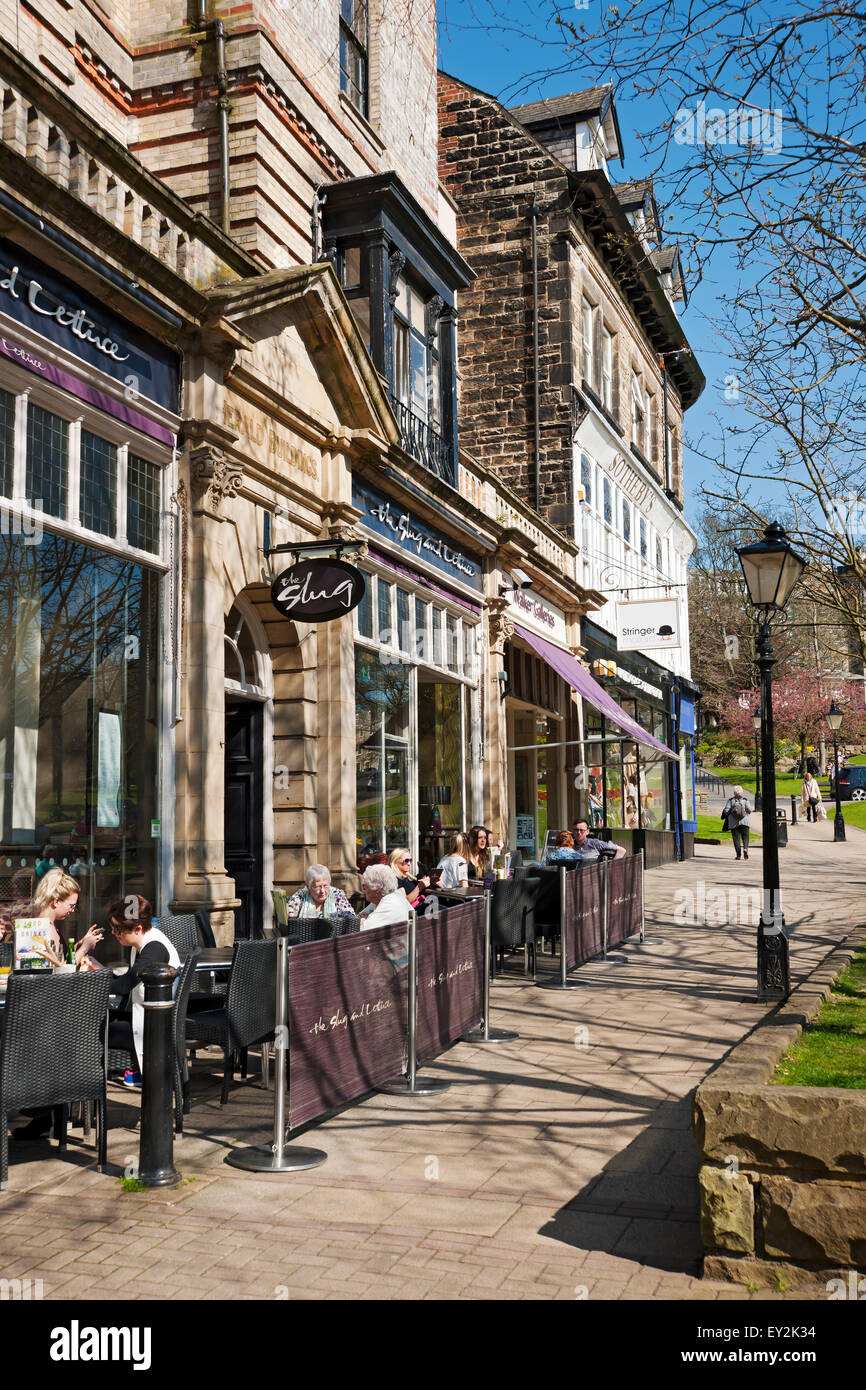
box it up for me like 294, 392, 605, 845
271, 557, 366, 622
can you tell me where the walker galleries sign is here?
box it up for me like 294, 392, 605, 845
271, 558, 365, 622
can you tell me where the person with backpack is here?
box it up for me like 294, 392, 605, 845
721, 785, 753, 860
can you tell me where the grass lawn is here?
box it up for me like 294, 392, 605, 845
711, 766, 807, 800
772, 940, 866, 1088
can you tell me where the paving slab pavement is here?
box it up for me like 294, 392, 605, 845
1, 823, 863, 1303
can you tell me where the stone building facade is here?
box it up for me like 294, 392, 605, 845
0, 3, 606, 942
439, 74, 706, 859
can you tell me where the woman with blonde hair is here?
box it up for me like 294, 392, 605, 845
435, 833, 469, 890
1, 866, 102, 963
388, 848, 431, 906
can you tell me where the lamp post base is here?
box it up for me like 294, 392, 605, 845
834, 812, 846, 842
757, 925, 790, 1001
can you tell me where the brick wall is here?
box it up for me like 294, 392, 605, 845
3, 1, 443, 268
438, 76, 576, 529
439, 73, 687, 521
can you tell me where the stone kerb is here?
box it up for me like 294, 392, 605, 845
693, 924, 866, 1287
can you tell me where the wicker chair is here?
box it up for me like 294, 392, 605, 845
0, 970, 111, 1189
288, 914, 361, 944
107, 947, 201, 1134
185, 939, 277, 1104
157, 914, 199, 955
490, 879, 541, 981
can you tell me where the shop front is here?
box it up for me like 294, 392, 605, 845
582, 617, 682, 864
501, 591, 575, 862
351, 475, 484, 871
0, 234, 179, 923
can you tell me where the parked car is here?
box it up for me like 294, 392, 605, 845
835, 765, 866, 801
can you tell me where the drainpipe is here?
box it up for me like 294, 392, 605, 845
311, 188, 327, 263
531, 194, 541, 515
195, 2, 231, 235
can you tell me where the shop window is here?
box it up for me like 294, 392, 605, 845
463, 622, 475, 681
355, 648, 411, 858
0, 531, 159, 924
378, 581, 392, 645
445, 612, 458, 673
603, 477, 612, 526
339, 0, 368, 117
126, 454, 160, 555
431, 607, 443, 667
27, 403, 68, 520
414, 596, 427, 661
80, 431, 117, 538
640, 516, 648, 560
396, 588, 411, 654
655, 536, 663, 572
622, 500, 631, 547
0, 388, 13, 496
356, 574, 373, 639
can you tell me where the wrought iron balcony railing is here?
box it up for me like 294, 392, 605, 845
389, 394, 455, 487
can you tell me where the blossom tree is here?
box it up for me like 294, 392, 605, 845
721, 674, 866, 772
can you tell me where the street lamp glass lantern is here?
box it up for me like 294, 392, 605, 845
737, 521, 807, 612
751, 709, 761, 731
826, 700, 844, 732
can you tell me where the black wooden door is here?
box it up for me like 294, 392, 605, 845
224, 701, 264, 939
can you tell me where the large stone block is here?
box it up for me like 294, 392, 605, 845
699, 1166, 755, 1253
694, 1083, 866, 1177
759, 1176, 866, 1266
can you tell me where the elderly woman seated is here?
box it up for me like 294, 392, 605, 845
285, 864, 354, 919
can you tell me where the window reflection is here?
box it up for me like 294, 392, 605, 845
0, 533, 159, 932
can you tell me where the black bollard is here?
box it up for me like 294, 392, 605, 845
138, 962, 181, 1188
790, 794, 797, 826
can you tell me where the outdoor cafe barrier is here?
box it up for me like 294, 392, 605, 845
546, 853, 645, 989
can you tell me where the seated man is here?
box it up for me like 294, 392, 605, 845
359, 864, 410, 930
570, 818, 626, 863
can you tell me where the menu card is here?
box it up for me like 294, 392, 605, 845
13, 918, 57, 972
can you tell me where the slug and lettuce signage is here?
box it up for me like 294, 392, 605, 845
0, 238, 179, 410
352, 479, 482, 592
271, 558, 366, 622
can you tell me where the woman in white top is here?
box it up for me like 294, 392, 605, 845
435, 832, 469, 890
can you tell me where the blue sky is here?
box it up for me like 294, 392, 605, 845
436, 1, 778, 533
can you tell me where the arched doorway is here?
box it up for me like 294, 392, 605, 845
224, 597, 273, 938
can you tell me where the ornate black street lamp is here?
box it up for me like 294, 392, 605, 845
737, 521, 807, 1001
826, 700, 846, 843
751, 709, 762, 811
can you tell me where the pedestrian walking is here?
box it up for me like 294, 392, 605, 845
801, 772, 822, 823
721, 786, 752, 860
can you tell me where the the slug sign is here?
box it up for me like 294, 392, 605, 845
271, 558, 366, 623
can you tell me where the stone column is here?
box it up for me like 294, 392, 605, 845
172, 437, 242, 944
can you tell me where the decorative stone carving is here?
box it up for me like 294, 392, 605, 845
487, 596, 514, 655
190, 444, 243, 515
425, 294, 445, 348
388, 249, 406, 306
